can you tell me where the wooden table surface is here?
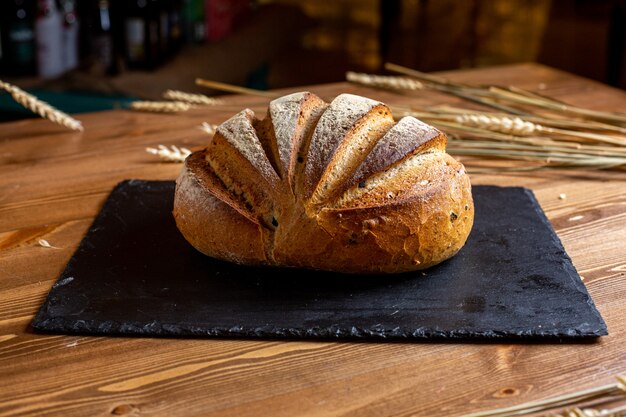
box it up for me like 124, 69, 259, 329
1, 63, 625, 417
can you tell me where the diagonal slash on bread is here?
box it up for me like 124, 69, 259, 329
174, 92, 474, 274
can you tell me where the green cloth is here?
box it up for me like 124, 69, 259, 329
0, 89, 135, 122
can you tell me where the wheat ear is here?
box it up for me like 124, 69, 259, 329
455, 114, 540, 135
130, 101, 191, 113
199, 122, 218, 135
146, 144, 191, 162
399, 107, 626, 147
163, 90, 222, 105
0, 80, 83, 131
453, 113, 626, 145
432, 105, 626, 134
346, 71, 424, 91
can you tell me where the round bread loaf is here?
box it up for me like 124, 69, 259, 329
173, 92, 474, 273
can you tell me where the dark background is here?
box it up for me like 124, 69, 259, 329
0, 0, 624, 119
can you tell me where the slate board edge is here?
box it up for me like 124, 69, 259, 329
30, 180, 608, 341
32, 317, 603, 341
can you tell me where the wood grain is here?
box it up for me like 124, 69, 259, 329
1, 63, 625, 417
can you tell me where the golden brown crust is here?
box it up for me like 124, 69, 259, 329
173, 153, 268, 265
173, 92, 474, 274
265, 92, 328, 190
314, 154, 473, 272
345, 116, 446, 193
302, 95, 388, 200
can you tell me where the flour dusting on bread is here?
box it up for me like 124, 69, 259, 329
174, 92, 474, 273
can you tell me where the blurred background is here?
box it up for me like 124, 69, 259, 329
0, 0, 624, 121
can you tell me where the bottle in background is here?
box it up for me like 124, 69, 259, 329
1, 0, 37, 76
182, 0, 205, 43
90, 0, 116, 75
0, 8, 4, 73
61, 0, 79, 72
205, 0, 249, 42
168, 0, 183, 54
159, 0, 171, 57
124, 0, 162, 69
36, 0, 65, 79
146, 0, 162, 67
124, 0, 148, 68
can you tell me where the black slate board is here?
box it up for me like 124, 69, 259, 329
32, 180, 607, 341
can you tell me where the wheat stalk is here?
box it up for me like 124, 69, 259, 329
430, 105, 626, 134
348, 67, 493, 109
449, 119, 625, 146
458, 376, 626, 417
384, 62, 457, 86
548, 408, 598, 417
384, 62, 626, 125
447, 142, 626, 169
382, 63, 527, 114
163, 90, 222, 105
346, 71, 424, 91
0, 80, 83, 131
548, 405, 626, 417
390, 106, 626, 170
448, 138, 626, 159
146, 144, 191, 162
397, 107, 626, 147
131, 101, 192, 113
488, 86, 626, 125
195, 78, 278, 98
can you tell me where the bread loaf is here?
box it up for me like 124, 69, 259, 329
173, 92, 474, 274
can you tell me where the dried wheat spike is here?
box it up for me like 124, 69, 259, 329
146, 144, 191, 162
346, 71, 424, 91
199, 122, 218, 135
0, 80, 83, 131
131, 101, 192, 113
455, 113, 541, 136
163, 89, 222, 105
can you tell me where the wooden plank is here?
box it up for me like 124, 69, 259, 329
0, 63, 625, 417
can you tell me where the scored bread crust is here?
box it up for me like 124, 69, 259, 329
173, 92, 474, 274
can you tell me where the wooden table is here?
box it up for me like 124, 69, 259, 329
1, 64, 625, 417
